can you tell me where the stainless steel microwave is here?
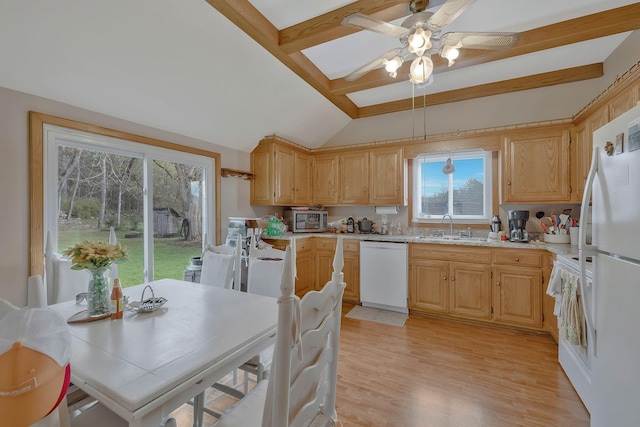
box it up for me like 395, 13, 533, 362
284, 209, 328, 233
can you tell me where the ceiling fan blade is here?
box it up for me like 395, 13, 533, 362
342, 13, 410, 39
427, 0, 476, 32
440, 32, 521, 49
344, 47, 406, 81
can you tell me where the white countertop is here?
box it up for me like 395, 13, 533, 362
264, 232, 577, 257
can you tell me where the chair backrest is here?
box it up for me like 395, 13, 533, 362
246, 234, 286, 298
200, 245, 236, 289
262, 237, 345, 427
44, 233, 90, 305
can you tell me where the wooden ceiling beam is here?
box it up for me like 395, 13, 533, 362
204, 0, 360, 118
331, 3, 640, 95
279, 1, 409, 54
358, 63, 604, 118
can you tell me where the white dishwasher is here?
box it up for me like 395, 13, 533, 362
360, 240, 408, 313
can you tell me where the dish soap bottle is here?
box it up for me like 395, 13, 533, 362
110, 277, 124, 320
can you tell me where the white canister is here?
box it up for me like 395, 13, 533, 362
570, 226, 579, 246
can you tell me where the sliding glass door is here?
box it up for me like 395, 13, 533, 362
44, 125, 214, 286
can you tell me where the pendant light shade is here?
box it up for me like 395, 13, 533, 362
442, 157, 455, 175
409, 55, 433, 85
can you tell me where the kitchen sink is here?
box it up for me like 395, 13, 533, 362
415, 235, 487, 242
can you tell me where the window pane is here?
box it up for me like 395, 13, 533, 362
421, 160, 448, 216
451, 158, 484, 216
56, 146, 145, 286
152, 161, 203, 281
414, 151, 491, 221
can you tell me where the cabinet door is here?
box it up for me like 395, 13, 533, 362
295, 248, 314, 298
315, 250, 334, 291
410, 259, 448, 313
339, 151, 369, 205
502, 129, 571, 203
274, 144, 295, 205
250, 149, 272, 205
294, 151, 312, 205
573, 121, 589, 203
448, 262, 491, 319
343, 252, 359, 302
369, 146, 404, 205
609, 88, 637, 120
493, 266, 542, 327
312, 154, 339, 205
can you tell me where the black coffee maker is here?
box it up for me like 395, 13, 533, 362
508, 210, 529, 242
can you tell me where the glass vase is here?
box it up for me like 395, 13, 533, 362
87, 268, 111, 317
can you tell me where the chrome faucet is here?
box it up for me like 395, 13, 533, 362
441, 214, 453, 236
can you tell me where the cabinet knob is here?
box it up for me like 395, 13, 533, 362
515, 257, 520, 262
363, 188, 367, 192
443, 276, 447, 281
507, 182, 511, 185
496, 281, 501, 286
450, 277, 455, 281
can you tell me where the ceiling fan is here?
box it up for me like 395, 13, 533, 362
341, 0, 521, 84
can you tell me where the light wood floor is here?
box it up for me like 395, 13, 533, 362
172, 302, 589, 427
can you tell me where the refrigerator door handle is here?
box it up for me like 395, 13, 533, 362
579, 146, 599, 356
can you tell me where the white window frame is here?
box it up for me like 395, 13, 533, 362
412, 150, 492, 224
43, 124, 215, 283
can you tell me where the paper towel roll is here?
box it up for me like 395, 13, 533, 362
27, 275, 47, 308
375, 206, 398, 215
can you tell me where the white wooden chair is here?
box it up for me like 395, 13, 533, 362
212, 237, 346, 427
191, 236, 245, 425
44, 232, 90, 305
235, 234, 288, 394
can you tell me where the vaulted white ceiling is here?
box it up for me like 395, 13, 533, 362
0, 1, 638, 152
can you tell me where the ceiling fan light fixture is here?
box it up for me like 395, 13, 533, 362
441, 45, 460, 67
382, 56, 403, 78
442, 157, 456, 175
407, 27, 432, 57
409, 55, 433, 85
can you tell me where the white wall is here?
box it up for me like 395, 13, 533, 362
0, 87, 270, 306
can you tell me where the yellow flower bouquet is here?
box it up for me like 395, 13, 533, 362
63, 240, 128, 270
63, 240, 128, 317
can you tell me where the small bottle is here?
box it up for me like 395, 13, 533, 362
110, 278, 124, 320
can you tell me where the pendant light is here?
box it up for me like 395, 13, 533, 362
442, 157, 456, 175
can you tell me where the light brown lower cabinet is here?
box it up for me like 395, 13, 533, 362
409, 244, 492, 321
294, 238, 314, 298
410, 244, 548, 331
315, 238, 359, 302
492, 266, 542, 328
264, 237, 359, 301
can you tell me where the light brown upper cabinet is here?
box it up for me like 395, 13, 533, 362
313, 146, 406, 206
338, 151, 369, 205
369, 146, 406, 206
501, 127, 571, 203
573, 105, 608, 203
312, 153, 339, 206
250, 137, 311, 206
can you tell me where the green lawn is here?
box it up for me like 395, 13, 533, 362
58, 226, 201, 288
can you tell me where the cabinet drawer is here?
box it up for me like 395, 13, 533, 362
315, 238, 336, 251
344, 240, 359, 253
492, 250, 543, 268
295, 238, 312, 252
410, 244, 491, 264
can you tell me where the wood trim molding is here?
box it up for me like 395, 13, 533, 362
28, 112, 222, 276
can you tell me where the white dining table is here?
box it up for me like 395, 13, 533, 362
49, 278, 278, 427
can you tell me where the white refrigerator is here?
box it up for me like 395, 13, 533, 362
580, 102, 640, 426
